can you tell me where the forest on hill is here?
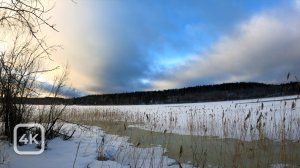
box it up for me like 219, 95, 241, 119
24, 82, 300, 105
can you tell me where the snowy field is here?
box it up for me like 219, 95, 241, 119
1, 95, 300, 167
63, 95, 300, 141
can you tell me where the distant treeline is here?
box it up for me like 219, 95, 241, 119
23, 82, 300, 105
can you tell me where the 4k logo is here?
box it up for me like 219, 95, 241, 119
19, 132, 39, 145
13, 123, 45, 155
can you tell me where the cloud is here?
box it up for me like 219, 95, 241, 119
47, 0, 286, 94
37, 82, 86, 98
150, 3, 300, 90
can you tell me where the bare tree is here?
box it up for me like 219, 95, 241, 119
0, 0, 65, 141
0, 34, 57, 140
0, 0, 58, 53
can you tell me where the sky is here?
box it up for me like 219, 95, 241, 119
43, 0, 300, 97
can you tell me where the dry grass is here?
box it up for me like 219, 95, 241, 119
37, 98, 300, 167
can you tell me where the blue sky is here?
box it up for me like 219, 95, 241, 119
46, 0, 300, 96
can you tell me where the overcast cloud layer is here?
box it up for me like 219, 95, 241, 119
47, 0, 300, 96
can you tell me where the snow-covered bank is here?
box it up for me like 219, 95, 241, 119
0, 124, 191, 168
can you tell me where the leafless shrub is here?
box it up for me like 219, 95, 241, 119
0, 35, 57, 141
0, 0, 68, 142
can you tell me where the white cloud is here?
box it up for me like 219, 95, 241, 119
151, 4, 300, 90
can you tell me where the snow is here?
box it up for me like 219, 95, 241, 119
1, 95, 299, 167
1, 124, 192, 168
60, 95, 300, 141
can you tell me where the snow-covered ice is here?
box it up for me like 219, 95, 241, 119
61, 95, 300, 141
